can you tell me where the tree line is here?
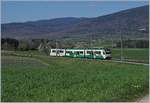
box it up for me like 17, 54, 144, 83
1, 38, 149, 51
1, 38, 76, 51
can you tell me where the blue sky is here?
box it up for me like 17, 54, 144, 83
2, 1, 149, 23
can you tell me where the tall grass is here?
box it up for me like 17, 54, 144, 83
1, 55, 149, 102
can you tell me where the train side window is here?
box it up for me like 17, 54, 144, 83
76, 51, 80, 55
99, 51, 101, 54
87, 51, 92, 54
59, 50, 64, 53
95, 51, 101, 54
66, 51, 72, 54
52, 50, 56, 53
80, 51, 83, 54
66, 51, 69, 53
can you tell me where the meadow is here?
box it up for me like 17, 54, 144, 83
1, 51, 149, 102
112, 48, 149, 63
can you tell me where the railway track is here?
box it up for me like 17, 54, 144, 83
109, 58, 149, 66
2, 51, 149, 66
109, 60, 149, 66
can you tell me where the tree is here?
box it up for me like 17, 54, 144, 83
18, 40, 29, 51
38, 39, 51, 55
1, 38, 19, 50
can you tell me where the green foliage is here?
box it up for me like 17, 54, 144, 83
1, 55, 149, 102
18, 40, 29, 51
1, 38, 19, 50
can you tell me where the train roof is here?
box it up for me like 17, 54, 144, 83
66, 48, 106, 50
50, 48, 110, 50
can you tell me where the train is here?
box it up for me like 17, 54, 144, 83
49, 48, 112, 60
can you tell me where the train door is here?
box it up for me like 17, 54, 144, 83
56, 49, 65, 56
85, 50, 93, 59
50, 49, 57, 56
65, 50, 74, 57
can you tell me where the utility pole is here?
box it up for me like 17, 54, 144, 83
55, 39, 57, 49
91, 33, 94, 48
55, 39, 57, 56
120, 31, 123, 62
111, 34, 114, 49
89, 33, 92, 48
90, 33, 92, 48
6, 38, 8, 50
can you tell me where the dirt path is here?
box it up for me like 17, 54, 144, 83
138, 95, 149, 103
29, 57, 50, 66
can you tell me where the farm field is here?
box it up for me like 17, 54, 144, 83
1, 53, 149, 102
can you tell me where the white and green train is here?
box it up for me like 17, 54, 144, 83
50, 48, 111, 60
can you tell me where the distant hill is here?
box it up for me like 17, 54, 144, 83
1, 5, 149, 40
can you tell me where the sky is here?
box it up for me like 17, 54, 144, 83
1, 1, 149, 23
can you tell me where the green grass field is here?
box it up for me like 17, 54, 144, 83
1, 53, 149, 102
112, 48, 149, 63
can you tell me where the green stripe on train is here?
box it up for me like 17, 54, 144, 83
65, 54, 104, 59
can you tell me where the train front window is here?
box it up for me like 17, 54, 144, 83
103, 51, 106, 55
106, 51, 111, 54
104, 48, 111, 54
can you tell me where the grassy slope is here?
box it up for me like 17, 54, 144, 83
1, 55, 149, 102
